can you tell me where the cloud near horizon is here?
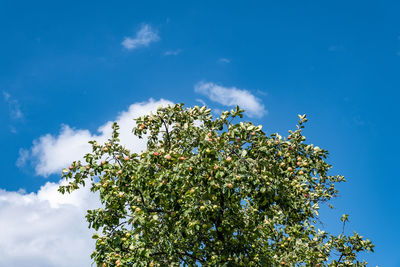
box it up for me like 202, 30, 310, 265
2, 98, 174, 266
194, 82, 266, 118
121, 24, 160, 50
0, 180, 100, 267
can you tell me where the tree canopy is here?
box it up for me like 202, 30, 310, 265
59, 104, 374, 266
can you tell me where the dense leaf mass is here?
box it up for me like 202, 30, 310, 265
59, 104, 374, 266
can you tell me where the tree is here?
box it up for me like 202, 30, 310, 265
59, 104, 374, 266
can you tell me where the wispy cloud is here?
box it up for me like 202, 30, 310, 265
328, 45, 344, 52
218, 58, 231, 64
16, 148, 29, 168
9, 126, 17, 134
3, 91, 23, 119
164, 49, 182, 56
195, 98, 207, 106
194, 82, 266, 118
3, 91, 10, 100
121, 24, 160, 50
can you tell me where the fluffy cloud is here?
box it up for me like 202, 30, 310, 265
29, 126, 94, 177
0, 180, 99, 267
3, 99, 174, 266
20, 98, 173, 177
194, 82, 266, 118
121, 24, 160, 50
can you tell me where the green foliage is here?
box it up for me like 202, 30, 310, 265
59, 104, 374, 266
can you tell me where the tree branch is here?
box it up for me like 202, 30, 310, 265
161, 119, 171, 149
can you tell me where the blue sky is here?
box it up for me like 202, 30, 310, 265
1, 0, 399, 265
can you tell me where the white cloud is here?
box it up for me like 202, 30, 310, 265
3, 91, 23, 119
5, 98, 174, 265
194, 82, 266, 118
0, 180, 100, 267
164, 49, 182, 56
29, 126, 94, 177
121, 24, 160, 50
19, 98, 173, 177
